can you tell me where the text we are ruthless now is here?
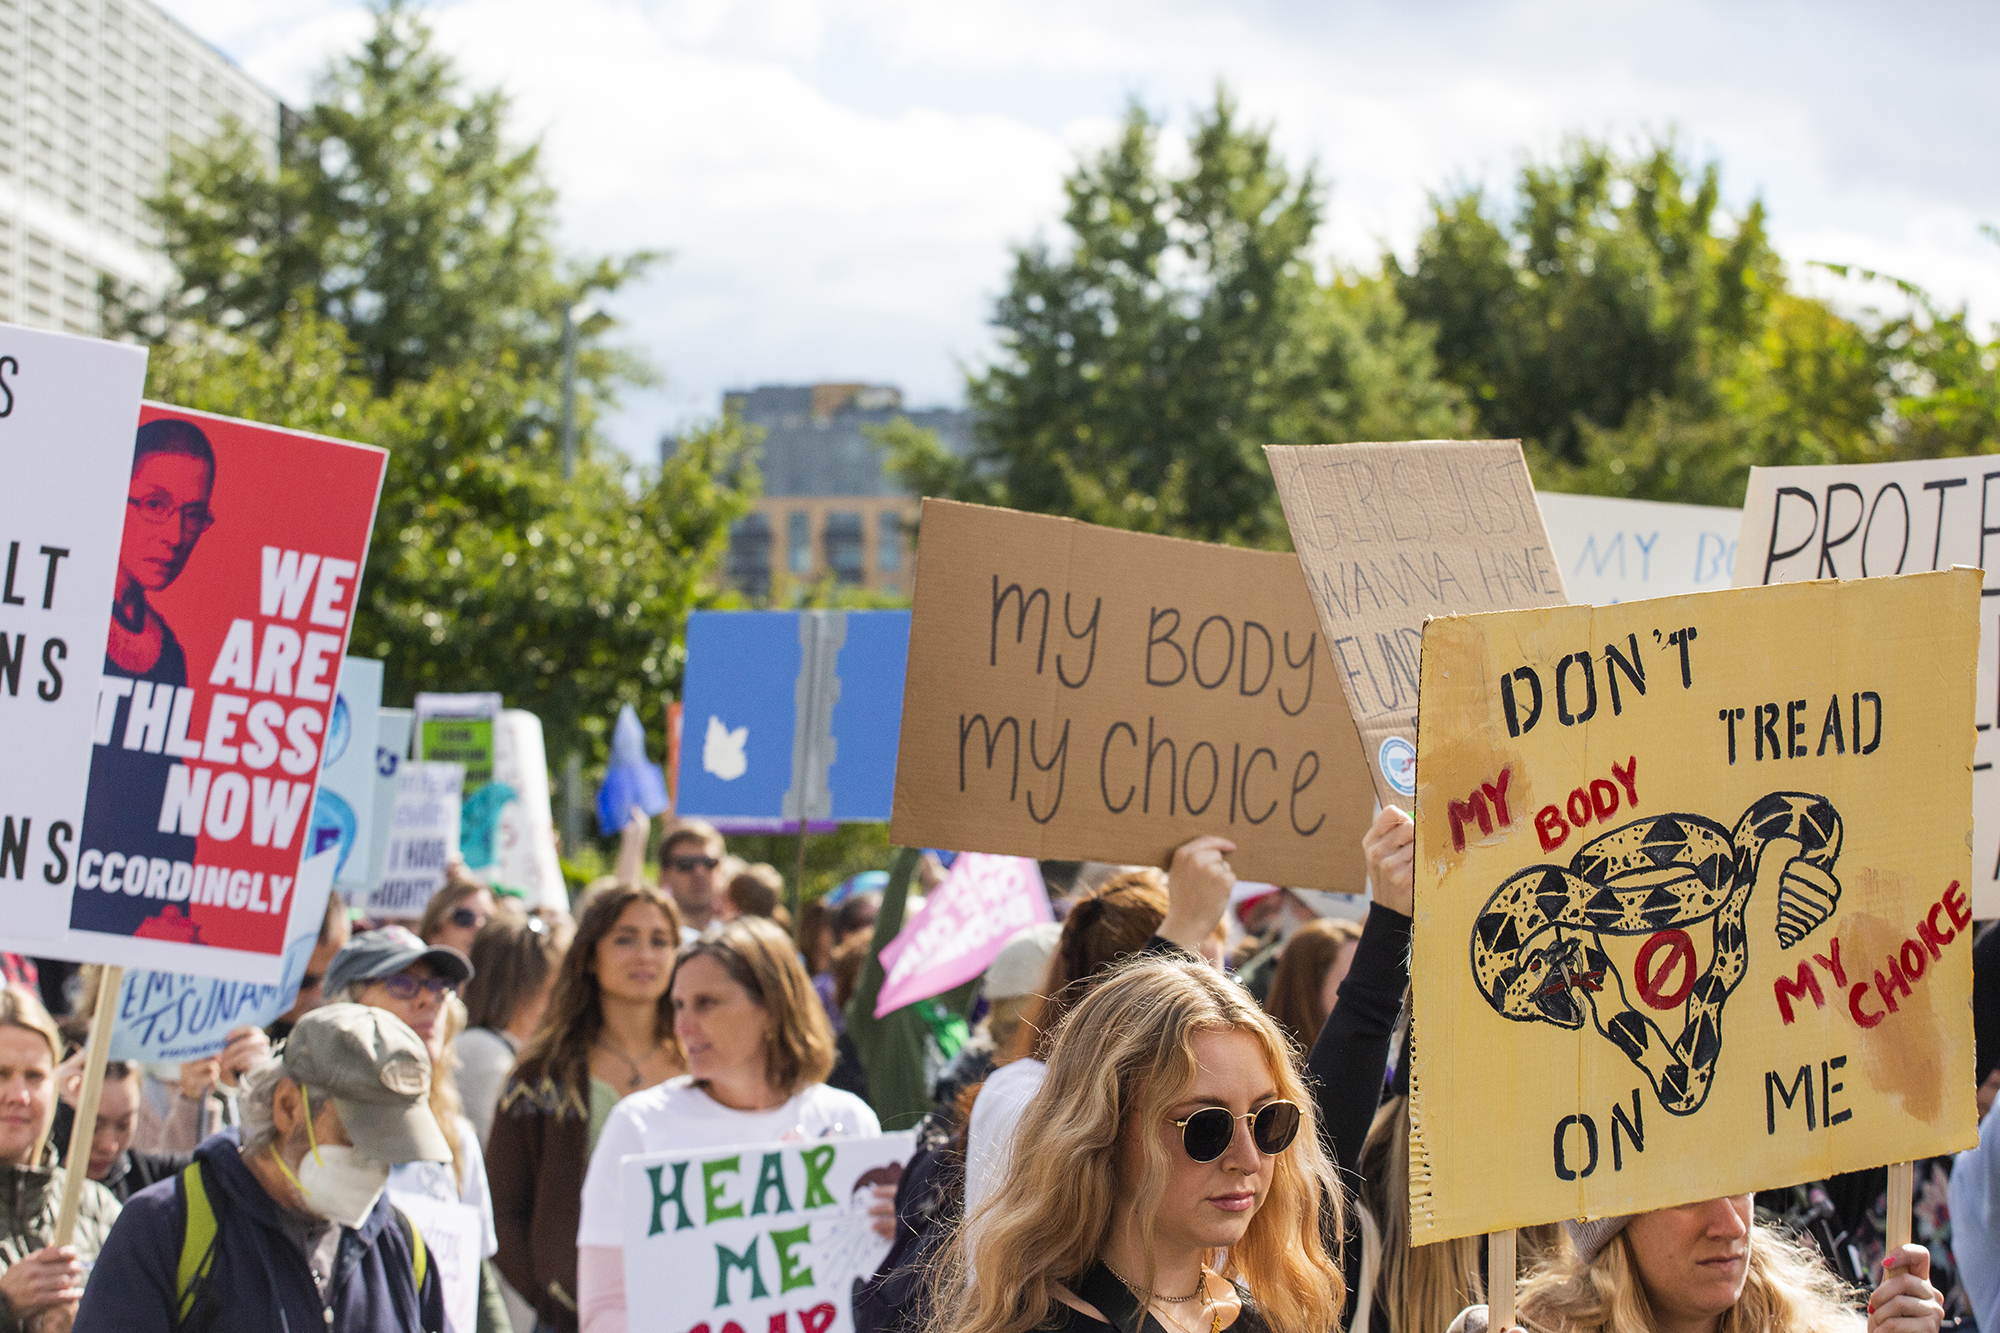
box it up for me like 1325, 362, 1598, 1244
80, 547, 353, 916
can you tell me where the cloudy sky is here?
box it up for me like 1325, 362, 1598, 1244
157, 0, 2000, 462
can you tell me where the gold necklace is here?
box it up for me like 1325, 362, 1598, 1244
1104, 1262, 1203, 1304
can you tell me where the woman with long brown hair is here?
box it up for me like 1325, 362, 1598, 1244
1264, 916, 1363, 1054
575, 916, 880, 1333
487, 883, 682, 1333
935, 956, 1344, 1333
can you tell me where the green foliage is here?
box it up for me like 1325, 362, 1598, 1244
142, 311, 757, 767
129, 6, 753, 782
897, 90, 1467, 548
1398, 138, 1780, 471
124, 1, 652, 399
1410, 138, 2000, 505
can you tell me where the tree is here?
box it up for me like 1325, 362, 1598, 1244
126, 1, 650, 399
1397, 139, 1781, 472
127, 6, 753, 772
891, 90, 1467, 548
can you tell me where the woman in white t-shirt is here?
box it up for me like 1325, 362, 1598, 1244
576, 915, 881, 1333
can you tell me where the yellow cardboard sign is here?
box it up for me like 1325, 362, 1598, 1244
1408, 571, 1980, 1243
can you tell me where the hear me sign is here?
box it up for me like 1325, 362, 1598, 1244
1409, 571, 1979, 1242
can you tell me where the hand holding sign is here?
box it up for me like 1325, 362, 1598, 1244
1160, 835, 1237, 955
1363, 806, 1414, 916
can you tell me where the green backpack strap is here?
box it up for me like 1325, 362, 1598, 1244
175, 1161, 219, 1324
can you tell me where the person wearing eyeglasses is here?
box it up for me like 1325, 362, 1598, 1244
325, 927, 508, 1330
935, 955, 1343, 1333
74, 418, 220, 940
656, 819, 726, 937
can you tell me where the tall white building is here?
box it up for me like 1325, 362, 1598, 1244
0, 0, 278, 335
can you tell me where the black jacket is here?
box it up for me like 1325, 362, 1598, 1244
73, 1130, 447, 1333
49, 1100, 188, 1203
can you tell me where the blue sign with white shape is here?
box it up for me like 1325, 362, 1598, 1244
675, 610, 911, 824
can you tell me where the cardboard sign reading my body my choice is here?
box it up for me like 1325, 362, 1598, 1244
623, 1132, 914, 1333
0, 327, 148, 954
1267, 440, 1568, 807
1407, 571, 1979, 1244
60, 405, 385, 984
890, 500, 1374, 890
1736, 459, 2000, 915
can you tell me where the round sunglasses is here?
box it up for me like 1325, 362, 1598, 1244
1170, 1100, 1302, 1163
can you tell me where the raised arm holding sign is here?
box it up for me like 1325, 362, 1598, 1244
1410, 571, 1978, 1330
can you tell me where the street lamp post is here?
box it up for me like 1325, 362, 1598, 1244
558, 297, 595, 853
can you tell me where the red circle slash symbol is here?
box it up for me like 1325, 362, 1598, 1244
1635, 929, 1697, 1010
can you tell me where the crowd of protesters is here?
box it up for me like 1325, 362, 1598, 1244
0, 805, 1982, 1333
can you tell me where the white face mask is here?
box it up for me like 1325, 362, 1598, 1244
272, 1089, 392, 1229
296, 1145, 391, 1229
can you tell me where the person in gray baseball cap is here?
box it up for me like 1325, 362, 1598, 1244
323, 926, 474, 1046
74, 1003, 449, 1333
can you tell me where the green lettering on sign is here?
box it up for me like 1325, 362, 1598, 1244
799, 1145, 836, 1209
704, 1156, 745, 1222
750, 1152, 792, 1216
647, 1162, 693, 1234
772, 1224, 815, 1293
714, 1238, 768, 1306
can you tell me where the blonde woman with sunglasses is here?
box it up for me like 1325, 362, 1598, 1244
932, 956, 1344, 1333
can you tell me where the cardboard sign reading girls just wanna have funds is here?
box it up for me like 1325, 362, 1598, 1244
890, 500, 1374, 890
1406, 571, 1979, 1244
623, 1132, 915, 1333
1266, 440, 1568, 807
65, 404, 386, 984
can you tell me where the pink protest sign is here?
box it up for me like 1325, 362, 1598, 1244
874, 855, 1050, 1017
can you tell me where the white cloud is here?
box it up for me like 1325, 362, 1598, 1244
155, 0, 2000, 460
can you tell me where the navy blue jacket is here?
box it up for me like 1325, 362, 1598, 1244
72, 1130, 448, 1333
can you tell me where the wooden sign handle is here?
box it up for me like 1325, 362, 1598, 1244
1488, 1229, 1517, 1330
54, 964, 121, 1247
1886, 1159, 1914, 1253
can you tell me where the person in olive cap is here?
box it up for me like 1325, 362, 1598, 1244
73, 1003, 451, 1333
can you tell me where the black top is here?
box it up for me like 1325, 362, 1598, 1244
48, 1100, 189, 1204
1052, 1262, 1273, 1333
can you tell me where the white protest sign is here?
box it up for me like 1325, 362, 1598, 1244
108, 847, 338, 1061
1537, 493, 1742, 605
390, 1191, 480, 1333
356, 708, 413, 897
874, 855, 1050, 1016
0, 327, 148, 946
1734, 457, 2000, 914
622, 1132, 915, 1333
490, 710, 565, 910
364, 762, 463, 919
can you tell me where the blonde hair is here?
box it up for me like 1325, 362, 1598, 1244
1517, 1218, 1863, 1333
1358, 1095, 1486, 1333
434, 993, 468, 1189
931, 957, 1345, 1333
670, 916, 834, 1096
0, 985, 62, 1162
